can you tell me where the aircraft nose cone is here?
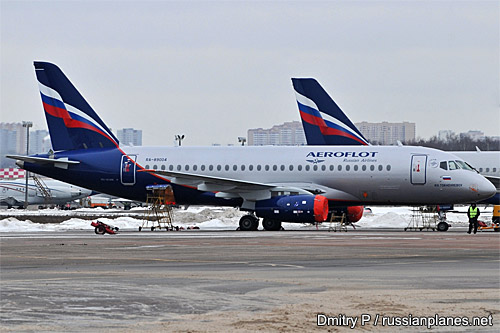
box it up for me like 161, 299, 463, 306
476, 177, 497, 200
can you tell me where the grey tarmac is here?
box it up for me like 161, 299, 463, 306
1, 228, 499, 332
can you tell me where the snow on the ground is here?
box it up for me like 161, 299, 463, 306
0, 205, 494, 232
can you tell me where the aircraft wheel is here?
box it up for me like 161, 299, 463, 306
262, 218, 282, 231
437, 222, 449, 232
239, 215, 259, 231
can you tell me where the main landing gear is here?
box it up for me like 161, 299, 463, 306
238, 215, 259, 231
238, 215, 284, 231
262, 218, 282, 231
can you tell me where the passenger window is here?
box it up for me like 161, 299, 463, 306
225, 165, 230, 171
289, 165, 293, 171
346, 165, 350, 171
201, 165, 205, 171
362, 165, 367, 171
378, 165, 383, 171
176, 165, 181, 171
169, 165, 173, 171
185, 165, 189, 171
217, 165, 221, 171
265, 165, 270, 171
338, 165, 342, 171
330, 165, 334, 171
321, 165, 326, 171
209, 165, 214, 171
313, 165, 318, 171
257, 165, 262, 171
281, 165, 285, 171
193, 165, 197, 171
493, 168, 497, 173
305, 165, 310, 171
298, 165, 302, 171
354, 165, 358, 171
273, 165, 277, 171
233, 165, 237, 171
153, 165, 158, 170
249, 165, 253, 171
241, 165, 245, 171
386, 165, 391, 171
370, 165, 375, 171
145, 164, 150, 169
479, 168, 483, 172
440, 161, 448, 170
486, 168, 490, 172
448, 161, 458, 170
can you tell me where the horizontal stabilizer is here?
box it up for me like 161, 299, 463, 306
6, 155, 80, 170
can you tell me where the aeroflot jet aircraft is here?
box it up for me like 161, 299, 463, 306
292, 78, 499, 205
7, 62, 496, 231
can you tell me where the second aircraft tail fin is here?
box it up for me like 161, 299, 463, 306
292, 78, 368, 146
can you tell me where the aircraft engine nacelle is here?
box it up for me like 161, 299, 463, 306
329, 206, 364, 223
346, 206, 364, 223
255, 194, 329, 222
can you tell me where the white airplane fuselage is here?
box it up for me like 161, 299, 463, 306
100, 144, 495, 207
453, 151, 500, 180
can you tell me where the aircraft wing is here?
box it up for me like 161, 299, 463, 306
140, 169, 315, 202
141, 169, 276, 190
0, 196, 22, 207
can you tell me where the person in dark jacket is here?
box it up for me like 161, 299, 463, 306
467, 203, 480, 234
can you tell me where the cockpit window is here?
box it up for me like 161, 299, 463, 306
440, 161, 448, 170
448, 161, 459, 170
455, 160, 474, 171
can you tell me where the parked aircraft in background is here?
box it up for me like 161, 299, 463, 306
292, 78, 499, 205
0, 178, 92, 208
7, 63, 496, 231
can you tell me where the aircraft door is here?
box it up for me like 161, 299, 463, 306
121, 155, 137, 186
411, 155, 427, 185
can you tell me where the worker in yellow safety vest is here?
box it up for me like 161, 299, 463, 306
467, 203, 480, 234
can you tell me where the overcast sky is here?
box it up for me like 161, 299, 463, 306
1, 1, 498, 146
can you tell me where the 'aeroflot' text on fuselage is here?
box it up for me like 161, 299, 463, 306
306, 152, 379, 158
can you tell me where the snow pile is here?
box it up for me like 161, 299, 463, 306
357, 212, 409, 229
174, 207, 240, 225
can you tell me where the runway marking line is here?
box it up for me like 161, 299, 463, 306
1, 255, 307, 268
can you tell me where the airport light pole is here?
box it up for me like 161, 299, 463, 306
238, 137, 247, 146
22, 121, 33, 209
175, 134, 185, 146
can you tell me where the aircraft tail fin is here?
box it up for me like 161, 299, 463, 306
34, 62, 119, 151
292, 78, 368, 146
